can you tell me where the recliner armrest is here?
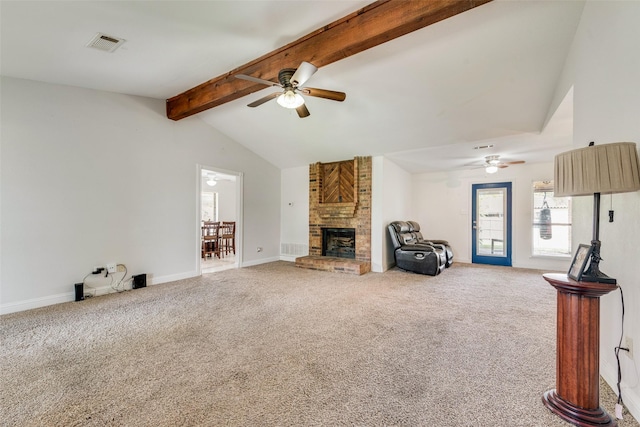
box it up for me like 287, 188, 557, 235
426, 239, 449, 245
397, 244, 435, 252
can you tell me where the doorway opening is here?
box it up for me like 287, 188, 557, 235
198, 165, 243, 274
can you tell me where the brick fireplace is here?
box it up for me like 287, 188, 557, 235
295, 156, 371, 275
322, 227, 356, 258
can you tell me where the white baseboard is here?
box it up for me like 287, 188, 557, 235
150, 270, 199, 285
0, 270, 200, 315
1, 292, 74, 315
601, 359, 640, 422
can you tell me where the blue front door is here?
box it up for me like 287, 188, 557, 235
471, 182, 512, 266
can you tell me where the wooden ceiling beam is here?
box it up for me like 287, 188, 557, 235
166, 0, 492, 121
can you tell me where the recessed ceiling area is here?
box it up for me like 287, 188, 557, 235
0, 0, 584, 173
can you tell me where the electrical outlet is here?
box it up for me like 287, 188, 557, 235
624, 337, 634, 359
106, 263, 117, 274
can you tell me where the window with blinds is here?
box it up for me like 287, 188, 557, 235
532, 181, 572, 257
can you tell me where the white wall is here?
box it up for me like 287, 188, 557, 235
212, 179, 237, 222
566, 2, 640, 419
371, 156, 413, 272
0, 77, 281, 313
279, 166, 309, 261
411, 162, 571, 272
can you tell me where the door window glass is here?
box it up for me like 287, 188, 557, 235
476, 188, 506, 256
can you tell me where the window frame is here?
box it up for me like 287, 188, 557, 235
531, 180, 572, 259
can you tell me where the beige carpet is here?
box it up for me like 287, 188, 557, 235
1, 262, 637, 426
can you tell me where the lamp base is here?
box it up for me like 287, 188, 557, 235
580, 270, 617, 285
581, 238, 616, 285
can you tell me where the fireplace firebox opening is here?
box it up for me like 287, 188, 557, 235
322, 228, 356, 259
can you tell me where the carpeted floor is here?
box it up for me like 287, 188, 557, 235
1, 261, 637, 426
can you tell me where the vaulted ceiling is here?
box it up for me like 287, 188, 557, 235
0, 0, 584, 173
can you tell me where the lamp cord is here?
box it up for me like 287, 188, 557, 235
614, 285, 626, 408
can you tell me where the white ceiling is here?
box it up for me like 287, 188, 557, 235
0, 0, 584, 173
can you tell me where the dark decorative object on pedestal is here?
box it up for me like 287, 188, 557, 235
568, 243, 593, 282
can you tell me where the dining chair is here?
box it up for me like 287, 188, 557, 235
220, 221, 236, 256
202, 221, 221, 259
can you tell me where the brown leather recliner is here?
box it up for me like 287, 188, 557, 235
407, 220, 453, 267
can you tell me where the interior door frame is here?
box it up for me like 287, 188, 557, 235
471, 182, 512, 266
197, 164, 243, 274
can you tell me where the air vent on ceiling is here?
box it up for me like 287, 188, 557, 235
86, 33, 125, 53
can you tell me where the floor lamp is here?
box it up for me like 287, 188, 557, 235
555, 141, 640, 284
543, 141, 640, 427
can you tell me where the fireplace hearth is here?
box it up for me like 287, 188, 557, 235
322, 228, 356, 259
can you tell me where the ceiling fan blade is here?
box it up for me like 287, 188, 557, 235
498, 164, 509, 168
290, 62, 318, 87
505, 160, 525, 165
235, 74, 281, 87
247, 92, 280, 107
300, 87, 346, 102
296, 104, 310, 118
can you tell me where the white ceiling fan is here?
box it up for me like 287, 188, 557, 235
473, 155, 525, 173
202, 171, 234, 186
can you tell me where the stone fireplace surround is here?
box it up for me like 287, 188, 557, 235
295, 156, 371, 275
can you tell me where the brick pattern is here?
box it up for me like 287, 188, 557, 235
294, 255, 371, 275
297, 156, 371, 274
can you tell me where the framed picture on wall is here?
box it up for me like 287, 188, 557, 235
568, 244, 593, 281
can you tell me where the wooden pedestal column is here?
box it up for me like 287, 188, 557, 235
542, 273, 618, 427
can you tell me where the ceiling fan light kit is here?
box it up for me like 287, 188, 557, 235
486, 155, 500, 165
203, 171, 234, 187
276, 90, 305, 109
235, 61, 345, 118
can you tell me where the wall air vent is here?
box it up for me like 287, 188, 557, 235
86, 33, 125, 53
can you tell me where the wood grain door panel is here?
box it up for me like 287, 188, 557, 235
322, 160, 354, 203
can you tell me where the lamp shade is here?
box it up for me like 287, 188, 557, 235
554, 142, 640, 197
